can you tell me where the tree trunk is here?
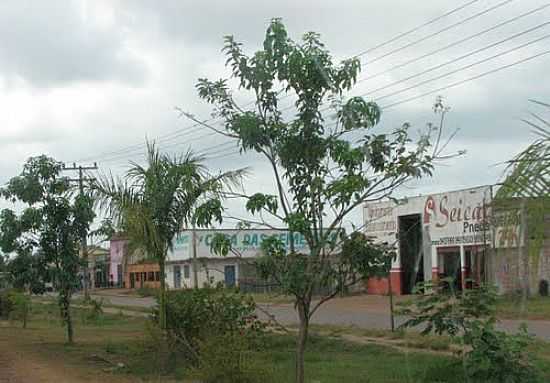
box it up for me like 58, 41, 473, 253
159, 256, 167, 329
60, 291, 74, 344
295, 302, 309, 383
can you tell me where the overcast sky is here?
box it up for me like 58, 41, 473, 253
0, 0, 548, 228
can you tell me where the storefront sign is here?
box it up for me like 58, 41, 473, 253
168, 229, 309, 261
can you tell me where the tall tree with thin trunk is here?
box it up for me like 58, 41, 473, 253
92, 142, 242, 328
194, 19, 450, 383
0, 156, 94, 343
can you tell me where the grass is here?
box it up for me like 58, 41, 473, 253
2, 301, 550, 382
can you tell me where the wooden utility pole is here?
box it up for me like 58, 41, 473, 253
63, 162, 98, 300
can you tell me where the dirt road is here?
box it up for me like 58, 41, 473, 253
89, 292, 550, 341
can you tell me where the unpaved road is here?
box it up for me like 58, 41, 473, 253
88, 292, 550, 341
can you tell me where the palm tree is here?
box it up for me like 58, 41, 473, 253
496, 100, 549, 306
497, 100, 549, 199
93, 141, 243, 328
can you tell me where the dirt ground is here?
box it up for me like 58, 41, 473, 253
0, 322, 134, 383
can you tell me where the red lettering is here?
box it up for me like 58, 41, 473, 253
437, 196, 449, 228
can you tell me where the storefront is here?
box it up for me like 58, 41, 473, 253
364, 185, 494, 295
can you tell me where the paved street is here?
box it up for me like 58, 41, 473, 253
88, 291, 550, 341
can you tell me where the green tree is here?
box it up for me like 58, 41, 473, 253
5, 250, 47, 294
195, 19, 447, 383
92, 142, 242, 329
0, 155, 95, 343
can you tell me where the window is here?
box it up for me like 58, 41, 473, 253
155, 271, 160, 281
183, 265, 190, 279
148, 271, 154, 281
135, 272, 140, 282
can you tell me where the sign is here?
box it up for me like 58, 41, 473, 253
168, 229, 309, 261
423, 186, 492, 246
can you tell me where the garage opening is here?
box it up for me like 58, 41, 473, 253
437, 247, 462, 291
399, 214, 423, 294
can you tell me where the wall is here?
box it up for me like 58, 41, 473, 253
109, 238, 127, 286
165, 259, 240, 289
125, 263, 160, 289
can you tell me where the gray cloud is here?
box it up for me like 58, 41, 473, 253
0, 0, 549, 226
0, 1, 147, 87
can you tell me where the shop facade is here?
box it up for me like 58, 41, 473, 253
364, 185, 497, 295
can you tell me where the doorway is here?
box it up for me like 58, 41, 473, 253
438, 248, 462, 291
399, 214, 423, 294
224, 265, 236, 288
173, 265, 182, 289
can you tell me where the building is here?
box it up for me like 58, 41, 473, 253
363, 185, 550, 295
109, 234, 127, 287
165, 229, 309, 289
118, 229, 309, 290
125, 262, 160, 289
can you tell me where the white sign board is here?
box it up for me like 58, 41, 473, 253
167, 229, 309, 261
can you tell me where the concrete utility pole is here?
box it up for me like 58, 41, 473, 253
192, 224, 198, 288
62, 162, 98, 301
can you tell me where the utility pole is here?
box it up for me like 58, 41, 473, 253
192, 223, 198, 289
62, 162, 98, 301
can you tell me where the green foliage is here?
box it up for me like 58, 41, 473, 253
81, 297, 104, 323
399, 281, 540, 382
465, 322, 539, 383
399, 279, 497, 336
159, 287, 265, 365
92, 141, 242, 329
0, 289, 14, 319
7, 291, 31, 328
0, 155, 95, 343
196, 332, 273, 383
5, 250, 47, 294
196, 19, 446, 382
136, 286, 158, 298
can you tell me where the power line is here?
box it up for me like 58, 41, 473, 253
198, 49, 550, 163
353, 0, 482, 58
380, 49, 550, 110
354, 3, 550, 85
73, 0, 489, 164
371, 32, 550, 102
360, 0, 516, 65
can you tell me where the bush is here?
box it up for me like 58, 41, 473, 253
399, 280, 540, 382
465, 323, 538, 383
196, 332, 272, 383
80, 298, 104, 324
8, 291, 31, 328
0, 289, 15, 319
137, 286, 158, 298
158, 287, 265, 365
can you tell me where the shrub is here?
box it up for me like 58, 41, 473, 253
0, 289, 14, 319
465, 322, 538, 383
80, 298, 104, 324
158, 287, 265, 365
196, 331, 272, 383
8, 291, 31, 328
137, 286, 158, 298
399, 279, 540, 382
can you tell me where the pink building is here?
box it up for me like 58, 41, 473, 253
109, 234, 128, 287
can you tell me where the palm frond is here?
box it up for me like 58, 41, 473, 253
497, 100, 550, 199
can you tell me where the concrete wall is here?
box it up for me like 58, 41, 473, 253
165, 258, 240, 289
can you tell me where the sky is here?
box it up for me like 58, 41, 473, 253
0, 0, 548, 229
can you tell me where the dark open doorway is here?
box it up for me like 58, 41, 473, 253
399, 214, 423, 294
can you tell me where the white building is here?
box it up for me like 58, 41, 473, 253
363, 185, 523, 295
165, 229, 308, 289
